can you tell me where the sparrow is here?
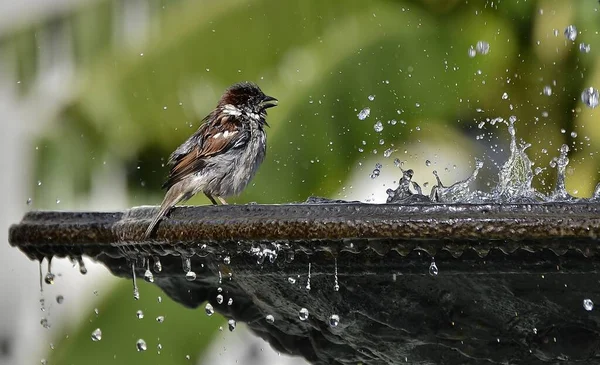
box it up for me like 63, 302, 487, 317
145, 82, 277, 238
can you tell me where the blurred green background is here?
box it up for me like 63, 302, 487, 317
2, 0, 600, 364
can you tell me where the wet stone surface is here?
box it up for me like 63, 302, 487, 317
8, 202, 600, 364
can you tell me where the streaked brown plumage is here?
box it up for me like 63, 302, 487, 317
145, 82, 277, 238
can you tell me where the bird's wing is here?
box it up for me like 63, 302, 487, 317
162, 112, 248, 190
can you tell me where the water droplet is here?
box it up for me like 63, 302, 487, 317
475, 40, 490, 55
583, 299, 594, 311
501, 92, 508, 100
143, 269, 154, 283
205, 303, 214, 316
306, 262, 311, 291
425, 160, 431, 167
329, 314, 340, 327
299, 308, 309, 321
357, 107, 371, 120
157, 296, 162, 303
228, 319, 236, 331
26, 198, 32, 205
581, 87, 599, 108
564, 25, 577, 41
185, 271, 196, 281
55, 199, 60, 204
373, 121, 383, 132
136, 339, 147, 352
136, 310, 144, 319
429, 261, 439, 276
182, 257, 191, 273
288, 277, 296, 284
227, 298, 233, 306
216, 294, 223, 304
383, 148, 394, 158
40, 318, 50, 329
533, 328, 538, 334
37, 180, 42, 186
467, 46, 476, 58
77, 257, 87, 275
131, 263, 140, 300
543, 86, 552, 96
333, 258, 340, 292
265, 314, 275, 324
368, 95, 375, 101
157, 343, 162, 353
223, 256, 231, 264
44, 272, 55, 285
153, 257, 162, 272
56, 295, 64, 304
579, 43, 591, 53
91, 328, 102, 342
156, 316, 165, 323
570, 131, 577, 138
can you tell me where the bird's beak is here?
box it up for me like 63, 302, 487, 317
261, 95, 278, 109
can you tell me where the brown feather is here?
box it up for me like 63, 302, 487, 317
162, 111, 244, 190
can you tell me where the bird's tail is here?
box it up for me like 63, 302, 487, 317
144, 186, 186, 239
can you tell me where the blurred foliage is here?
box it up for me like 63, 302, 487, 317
2, 0, 600, 363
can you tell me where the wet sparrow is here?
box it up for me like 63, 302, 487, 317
145, 82, 277, 238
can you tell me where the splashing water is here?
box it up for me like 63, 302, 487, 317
386, 117, 587, 204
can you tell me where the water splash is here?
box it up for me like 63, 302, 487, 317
386, 117, 590, 203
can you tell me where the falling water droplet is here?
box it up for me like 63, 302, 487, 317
475, 40, 490, 55
306, 262, 311, 291
153, 256, 162, 272
564, 25, 577, 41
429, 261, 439, 276
185, 271, 196, 281
299, 308, 309, 321
583, 299, 594, 311
333, 258, 340, 292
136, 339, 147, 352
182, 257, 191, 273
40, 318, 50, 329
266, 314, 275, 324
373, 121, 384, 132
543, 86, 552, 96
357, 107, 371, 120
26, 198, 32, 205
216, 294, 224, 305
156, 316, 165, 323
77, 257, 87, 275
581, 87, 599, 108
501, 92, 508, 100
144, 269, 154, 283
467, 46, 476, 58
136, 310, 144, 319
228, 319, 236, 331
227, 298, 233, 306
91, 328, 102, 341
44, 272, 55, 285
56, 295, 64, 304
288, 277, 296, 284
329, 314, 340, 327
579, 43, 591, 53
132, 263, 140, 300
223, 256, 231, 264
368, 95, 375, 101
205, 303, 214, 316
